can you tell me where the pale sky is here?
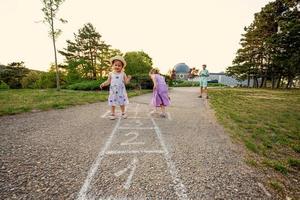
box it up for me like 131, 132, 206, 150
0, 0, 271, 73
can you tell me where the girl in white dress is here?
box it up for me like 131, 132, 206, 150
100, 56, 131, 120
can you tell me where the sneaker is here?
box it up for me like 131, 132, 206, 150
109, 114, 116, 120
122, 113, 128, 119
198, 95, 202, 98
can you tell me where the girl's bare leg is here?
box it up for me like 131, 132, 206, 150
160, 105, 166, 118
160, 105, 166, 113
120, 105, 125, 113
109, 106, 116, 120
111, 106, 116, 115
120, 105, 127, 118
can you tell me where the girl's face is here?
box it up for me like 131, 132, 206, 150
112, 60, 123, 72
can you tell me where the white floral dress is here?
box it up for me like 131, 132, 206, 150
108, 72, 129, 106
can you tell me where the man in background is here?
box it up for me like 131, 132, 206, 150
199, 64, 209, 99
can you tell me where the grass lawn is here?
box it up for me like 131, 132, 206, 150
0, 89, 150, 116
209, 88, 300, 197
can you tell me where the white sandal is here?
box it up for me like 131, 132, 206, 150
122, 113, 128, 119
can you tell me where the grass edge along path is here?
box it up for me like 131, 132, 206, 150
0, 89, 151, 116
209, 88, 300, 199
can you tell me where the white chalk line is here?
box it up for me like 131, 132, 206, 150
78, 103, 187, 199
150, 117, 189, 200
148, 111, 172, 121
105, 150, 164, 155
120, 131, 145, 146
77, 118, 121, 200
114, 157, 138, 190
167, 112, 172, 121
101, 110, 110, 118
134, 104, 139, 118
124, 157, 138, 190
118, 127, 155, 130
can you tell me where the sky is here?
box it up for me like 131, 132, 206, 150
0, 0, 272, 73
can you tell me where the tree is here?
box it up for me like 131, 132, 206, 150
41, 0, 67, 90
0, 63, 30, 88
124, 51, 153, 75
21, 71, 41, 88
59, 23, 122, 80
227, 0, 300, 88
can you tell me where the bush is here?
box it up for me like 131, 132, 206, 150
67, 79, 105, 90
36, 71, 58, 89
21, 71, 41, 88
66, 74, 152, 91
0, 81, 10, 89
172, 80, 226, 87
129, 74, 153, 89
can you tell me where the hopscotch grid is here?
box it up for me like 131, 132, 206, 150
105, 150, 164, 155
77, 118, 121, 200
118, 127, 155, 130
150, 117, 189, 200
78, 103, 188, 200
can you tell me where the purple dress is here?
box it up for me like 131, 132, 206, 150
151, 74, 170, 107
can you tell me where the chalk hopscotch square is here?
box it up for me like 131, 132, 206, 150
107, 129, 163, 152
118, 118, 154, 129
86, 154, 178, 200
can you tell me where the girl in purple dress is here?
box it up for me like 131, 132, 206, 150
149, 68, 170, 118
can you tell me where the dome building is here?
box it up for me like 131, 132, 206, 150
173, 63, 190, 80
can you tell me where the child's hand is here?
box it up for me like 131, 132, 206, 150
127, 75, 132, 81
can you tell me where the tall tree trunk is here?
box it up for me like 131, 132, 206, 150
276, 76, 281, 88
260, 77, 264, 88
247, 71, 251, 88
271, 75, 275, 89
50, 7, 60, 91
286, 76, 293, 89
271, 68, 275, 89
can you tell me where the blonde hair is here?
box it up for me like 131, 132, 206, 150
149, 68, 160, 74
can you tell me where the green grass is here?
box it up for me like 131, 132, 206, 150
269, 180, 284, 192
0, 89, 150, 116
209, 88, 300, 196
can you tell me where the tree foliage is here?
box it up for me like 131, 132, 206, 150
59, 23, 122, 82
227, 0, 300, 88
124, 51, 153, 75
0, 62, 30, 88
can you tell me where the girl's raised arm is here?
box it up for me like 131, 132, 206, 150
124, 73, 131, 84
100, 73, 112, 89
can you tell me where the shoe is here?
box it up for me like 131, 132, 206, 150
198, 95, 202, 98
160, 113, 167, 118
206, 96, 209, 99
109, 114, 116, 120
122, 113, 128, 119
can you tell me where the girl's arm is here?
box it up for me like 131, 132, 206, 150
150, 74, 157, 89
100, 73, 112, 89
123, 73, 131, 84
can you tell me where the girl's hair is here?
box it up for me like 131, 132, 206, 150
112, 59, 124, 67
149, 68, 160, 74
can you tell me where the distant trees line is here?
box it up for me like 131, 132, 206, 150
0, 23, 154, 90
226, 0, 300, 88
